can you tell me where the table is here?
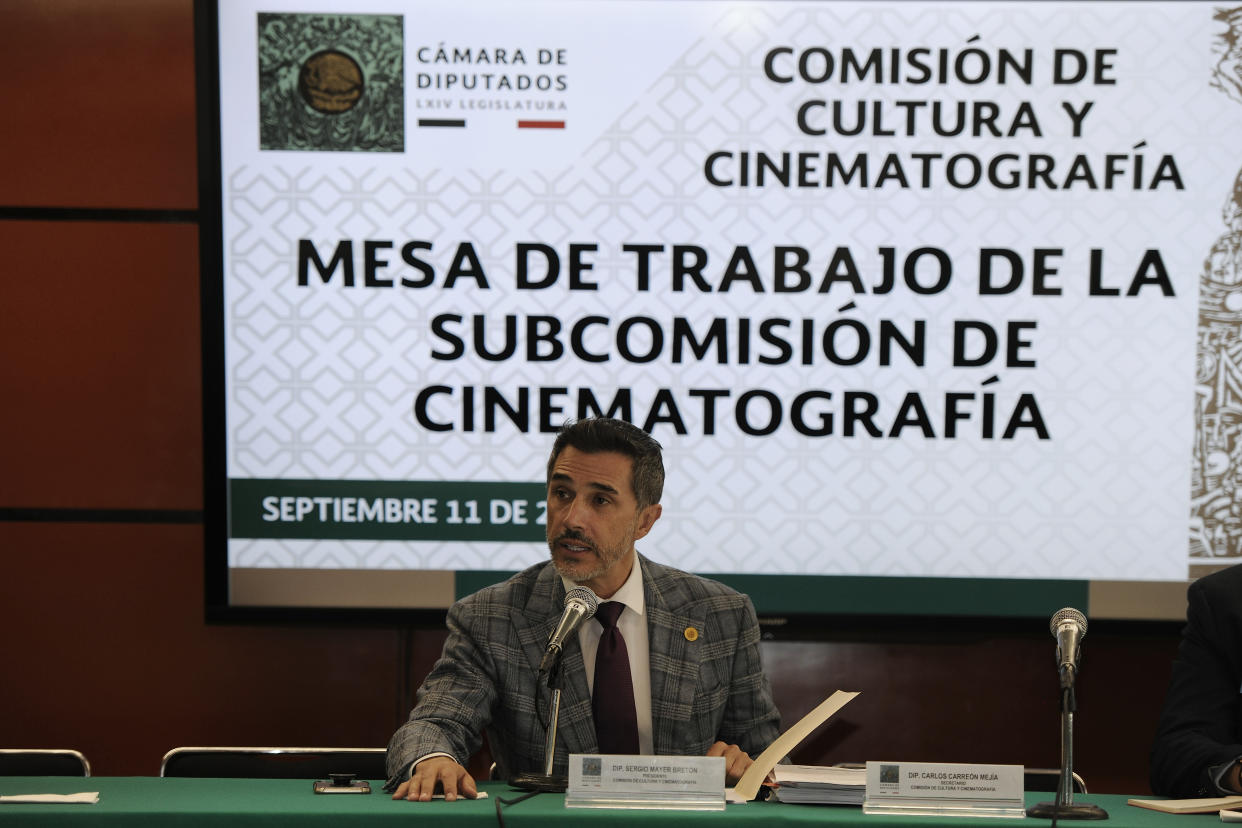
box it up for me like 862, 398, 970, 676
0, 777, 1197, 827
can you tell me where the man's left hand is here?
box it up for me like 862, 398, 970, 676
706, 741, 753, 785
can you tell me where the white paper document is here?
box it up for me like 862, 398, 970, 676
731, 689, 860, 802
0, 792, 99, 804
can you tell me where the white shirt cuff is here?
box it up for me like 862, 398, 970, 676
409, 752, 455, 778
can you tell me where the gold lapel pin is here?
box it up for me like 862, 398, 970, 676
684, 626, 699, 641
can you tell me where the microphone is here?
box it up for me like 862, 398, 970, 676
1050, 607, 1087, 689
539, 586, 600, 675
1027, 607, 1108, 820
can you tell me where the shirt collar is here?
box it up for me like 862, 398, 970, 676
560, 555, 646, 617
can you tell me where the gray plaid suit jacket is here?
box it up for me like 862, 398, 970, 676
385, 553, 781, 789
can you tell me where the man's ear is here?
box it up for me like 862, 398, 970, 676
633, 503, 662, 540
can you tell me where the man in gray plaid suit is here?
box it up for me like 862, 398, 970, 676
388, 417, 781, 801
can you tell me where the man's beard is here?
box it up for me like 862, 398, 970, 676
548, 526, 634, 584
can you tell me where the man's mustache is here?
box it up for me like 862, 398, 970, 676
553, 530, 596, 551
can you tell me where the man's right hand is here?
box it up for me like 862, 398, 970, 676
391, 756, 479, 802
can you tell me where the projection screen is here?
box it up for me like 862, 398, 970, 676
199, 0, 1242, 622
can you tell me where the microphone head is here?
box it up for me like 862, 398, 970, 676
1050, 607, 1087, 637
565, 585, 600, 619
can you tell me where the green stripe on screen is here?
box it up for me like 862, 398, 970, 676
454, 570, 1087, 618
710, 574, 1088, 618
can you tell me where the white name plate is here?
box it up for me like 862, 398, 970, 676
566, 754, 725, 811
863, 761, 1026, 819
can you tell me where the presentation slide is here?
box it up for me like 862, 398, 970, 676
204, 0, 1242, 617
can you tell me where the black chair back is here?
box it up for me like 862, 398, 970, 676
0, 749, 90, 776
1024, 768, 1088, 793
159, 747, 387, 780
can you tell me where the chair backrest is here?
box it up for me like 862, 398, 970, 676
0, 749, 90, 777
1024, 767, 1088, 794
159, 747, 387, 779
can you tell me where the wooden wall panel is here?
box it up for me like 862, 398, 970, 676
0, 221, 202, 508
0, 0, 197, 209
0, 522, 404, 776
765, 629, 1180, 795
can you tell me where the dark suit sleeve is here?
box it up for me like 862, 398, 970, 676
719, 594, 782, 757
1150, 576, 1242, 797
384, 597, 498, 792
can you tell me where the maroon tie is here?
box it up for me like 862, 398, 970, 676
592, 601, 639, 754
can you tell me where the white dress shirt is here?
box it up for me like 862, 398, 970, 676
563, 555, 654, 754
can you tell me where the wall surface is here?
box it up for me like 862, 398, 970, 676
0, 0, 1183, 793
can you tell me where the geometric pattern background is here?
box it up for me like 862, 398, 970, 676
1189, 5, 1242, 564
219, 1, 1242, 580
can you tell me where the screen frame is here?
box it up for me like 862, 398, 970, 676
194, 0, 1203, 631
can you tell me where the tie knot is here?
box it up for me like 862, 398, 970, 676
596, 601, 625, 628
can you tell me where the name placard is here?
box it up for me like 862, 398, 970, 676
863, 761, 1026, 819
566, 754, 725, 811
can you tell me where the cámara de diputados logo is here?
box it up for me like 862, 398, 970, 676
257, 12, 404, 152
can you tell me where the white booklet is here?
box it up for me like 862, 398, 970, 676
772, 764, 866, 804
729, 689, 861, 803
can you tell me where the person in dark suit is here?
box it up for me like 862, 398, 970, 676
1151, 563, 1242, 797
386, 418, 781, 801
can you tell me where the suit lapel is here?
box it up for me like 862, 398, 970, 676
520, 565, 598, 756
642, 556, 705, 756
519, 556, 709, 759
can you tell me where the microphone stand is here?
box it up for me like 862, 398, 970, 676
510, 656, 570, 792
1027, 684, 1107, 820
